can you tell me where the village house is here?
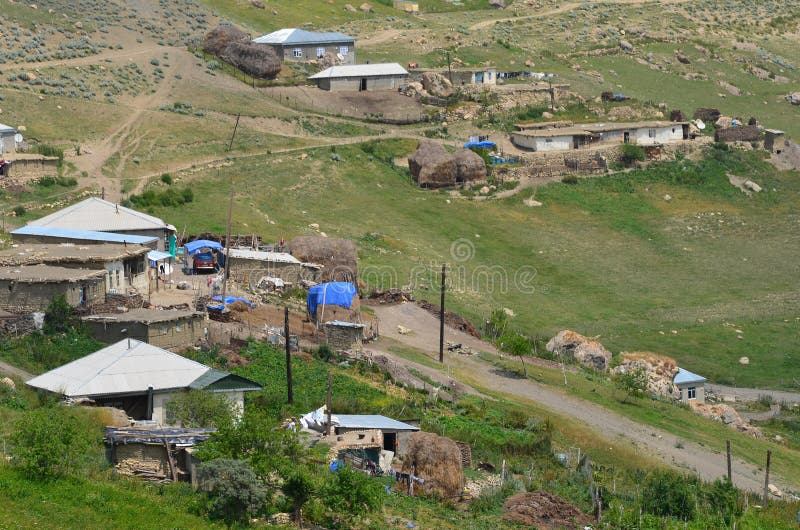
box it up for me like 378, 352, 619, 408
0, 264, 106, 312
764, 129, 785, 154
26, 197, 176, 251
26, 339, 263, 424
0, 243, 150, 294
674, 367, 706, 404
333, 415, 419, 453
253, 28, 356, 64
325, 320, 364, 351
511, 120, 690, 152
308, 63, 409, 92
221, 248, 315, 287
0, 122, 15, 158
0, 123, 59, 179
413, 67, 497, 86
11, 226, 159, 248
82, 309, 206, 351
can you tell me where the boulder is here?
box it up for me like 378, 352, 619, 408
546, 330, 611, 372
359, 2, 373, 12
690, 402, 763, 438
344, 3, 357, 11
453, 149, 487, 183
250, 0, 265, 8
421, 71, 453, 97
786, 92, 800, 106
1, 377, 15, 390
612, 352, 680, 399
489, 0, 505, 7
408, 141, 457, 188
619, 40, 634, 53
739, 356, 749, 365
674, 50, 690, 64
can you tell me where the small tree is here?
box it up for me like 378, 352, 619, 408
283, 469, 316, 526
641, 469, 696, 520
615, 367, 648, 401
321, 465, 383, 522
198, 459, 267, 524
485, 308, 510, 342
164, 389, 235, 428
499, 330, 532, 377
43, 294, 78, 335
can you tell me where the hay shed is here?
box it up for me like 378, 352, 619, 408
290, 236, 357, 283
400, 431, 464, 499
453, 149, 487, 183
408, 141, 457, 188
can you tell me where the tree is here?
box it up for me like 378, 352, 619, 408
621, 143, 645, 166
164, 389, 235, 428
197, 459, 267, 524
283, 469, 316, 526
615, 367, 648, 401
485, 308, 510, 342
10, 406, 97, 478
321, 465, 383, 523
43, 294, 78, 335
499, 330, 532, 377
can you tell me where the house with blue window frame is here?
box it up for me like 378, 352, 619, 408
252, 28, 355, 64
674, 367, 706, 404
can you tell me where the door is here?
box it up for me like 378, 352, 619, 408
359, 78, 367, 91
623, 131, 630, 143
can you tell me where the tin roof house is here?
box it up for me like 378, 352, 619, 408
253, 28, 356, 64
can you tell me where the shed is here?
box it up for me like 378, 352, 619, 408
26, 339, 262, 424
0, 264, 106, 311
27, 197, 176, 251
0, 122, 17, 158
82, 309, 205, 351
253, 28, 355, 64
673, 367, 706, 404
764, 129, 785, 154
325, 320, 364, 351
309, 63, 409, 92
220, 248, 308, 287
333, 414, 420, 453
11, 226, 158, 248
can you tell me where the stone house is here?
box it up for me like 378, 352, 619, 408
253, 28, 355, 64
511, 120, 690, 152
221, 248, 312, 288
0, 264, 106, 312
82, 309, 205, 351
333, 415, 420, 454
26, 339, 263, 425
309, 63, 409, 92
0, 122, 15, 158
325, 320, 364, 351
674, 367, 706, 404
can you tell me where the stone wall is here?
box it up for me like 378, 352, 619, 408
0, 313, 37, 335
227, 258, 303, 287
325, 322, 363, 351
0, 277, 105, 312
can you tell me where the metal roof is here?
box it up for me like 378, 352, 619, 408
674, 367, 706, 385
0, 264, 107, 282
225, 248, 301, 264
325, 320, 364, 328
27, 339, 220, 397
309, 63, 409, 80
147, 250, 173, 262
12, 225, 158, 245
576, 121, 688, 133
513, 128, 593, 138
28, 197, 172, 232
0, 123, 16, 134
253, 28, 354, 46
334, 414, 419, 431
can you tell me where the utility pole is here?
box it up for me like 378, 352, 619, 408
726, 440, 732, 482
227, 113, 241, 152
285, 306, 293, 404
220, 179, 234, 303
326, 371, 333, 436
763, 450, 771, 506
446, 50, 453, 85
439, 263, 446, 363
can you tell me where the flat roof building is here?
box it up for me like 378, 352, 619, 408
309, 63, 409, 92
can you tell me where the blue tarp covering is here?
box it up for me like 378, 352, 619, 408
307, 282, 357, 316
207, 295, 253, 311
464, 141, 496, 149
185, 239, 223, 254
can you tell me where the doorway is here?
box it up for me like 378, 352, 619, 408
383, 432, 396, 452
623, 131, 630, 143
359, 78, 367, 91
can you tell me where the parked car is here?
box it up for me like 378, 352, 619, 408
192, 250, 217, 273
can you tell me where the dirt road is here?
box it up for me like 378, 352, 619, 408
370, 302, 787, 494
0, 360, 33, 381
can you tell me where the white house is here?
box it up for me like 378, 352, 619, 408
510, 120, 690, 152
26, 339, 262, 424
673, 367, 706, 404
510, 128, 592, 152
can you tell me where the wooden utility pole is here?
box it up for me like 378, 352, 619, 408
285, 306, 293, 404
439, 263, 446, 364
726, 440, 732, 482
763, 450, 771, 505
326, 371, 333, 436
227, 113, 241, 151
446, 50, 453, 85
220, 180, 234, 303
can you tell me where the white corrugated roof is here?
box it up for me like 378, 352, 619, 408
335, 414, 419, 431
26, 339, 211, 397
226, 248, 301, 264
0, 123, 16, 134
28, 197, 171, 232
674, 367, 706, 385
253, 28, 354, 45
309, 63, 408, 80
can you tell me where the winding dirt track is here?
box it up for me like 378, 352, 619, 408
370, 302, 788, 494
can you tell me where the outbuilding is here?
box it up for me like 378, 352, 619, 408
82, 308, 205, 351
333, 414, 420, 453
11, 226, 158, 248
0, 264, 106, 311
309, 63, 409, 92
325, 320, 364, 351
221, 248, 309, 288
253, 28, 355, 64
674, 367, 706, 404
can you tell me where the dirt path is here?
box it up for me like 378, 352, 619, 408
0, 360, 33, 381
708, 384, 800, 404
370, 302, 787, 494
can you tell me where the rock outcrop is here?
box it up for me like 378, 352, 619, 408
546, 330, 612, 372
690, 402, 763, 438
420, 71, 453, 97
611, 352, 679, 399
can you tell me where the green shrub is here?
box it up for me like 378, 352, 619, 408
641, 469, 696, 520
164, 389, 235, 428
621, 143, 645, 165
198, 459, 267, 524
160, 173, 173, 185
12, 205, 26, 217
33, 144, 64, 164
320, 465, 383, 522
561, 174, 578, 185
44, 294, 78, 335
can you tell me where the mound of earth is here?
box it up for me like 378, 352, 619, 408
502, 491, 593, 529
417, 300, 480, 338
546, 330, 611, 372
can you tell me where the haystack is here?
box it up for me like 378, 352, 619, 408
714, 125, 761, 143
453, 149, 487, 183
401, 431, 464, 499
693, 107, 721, 122
223, 40, 281, 79
290, 236, 358, 283
502, 491, 592, 529
203, 25, 248, 56
408, 141, 457, 188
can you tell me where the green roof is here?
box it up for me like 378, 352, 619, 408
189, 369, 263, 392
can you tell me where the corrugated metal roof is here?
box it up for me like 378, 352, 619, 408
147, 250, 173, 261
325, 320, 364, 328
309, 63, 408, 80
253, 28, 354, 45
12, 225, 158, 245
225, 248, 301, 264
26, 339, 214, 397
28, 197, 171, 232
334, 414, 419, 431
674, 367, 706, 385
0, 123, 16, 134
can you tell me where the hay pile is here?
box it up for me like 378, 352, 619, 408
453, 149, 487, 183
502, 491, 593, 529
612, 351, 679, 399
401, 432, 464, 499
715, 125, 761, 143
203, 25, 281, 79
203, 25, 246, 56
693, 107, 721, 122
290, 236, 358, 283
408, 141, 457, 188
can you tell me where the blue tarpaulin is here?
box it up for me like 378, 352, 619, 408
464, 141, 496, 149
207, 295, 253, 311
307, 282, 357, 316
185, 239, 223, 254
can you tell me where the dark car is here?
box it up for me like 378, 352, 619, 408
192, 250, 217, 273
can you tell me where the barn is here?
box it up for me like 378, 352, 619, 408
309, 63, 409, 92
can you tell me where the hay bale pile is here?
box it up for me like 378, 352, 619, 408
203, 25, 281, 79
502, 491, 593, 529
408, 142, 487, 188
714, 125, 761, 143
546, 330, 612, 372
693, 107, 721, 122
290, 236, 358, 283
401, 432, 464, 499
611, 351, 679, 399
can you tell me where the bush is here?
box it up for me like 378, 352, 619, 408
641, 469, 696, 520
704, 478, 740, 524
320, 465, 383, 522
198, 459, 267, 524
561, 174, 578, 185
44, 294, 78, 335
160, 173, 173, 185
33, 144, 64, 164
12, 205, 26, 217
164, 389, 236, 428
621, 143, 645, 165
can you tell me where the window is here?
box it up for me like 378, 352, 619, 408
648, 129, 656, 138
316, 47, 325, 58
545, 138, 553, 143
687, 386, 697, 400
293, 48, 303, 58
175, 322, 183, 332
339, 46, 349, 56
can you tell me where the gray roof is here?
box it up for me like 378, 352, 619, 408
309, 63, 408, 80
26, 339, 261, 398
0, 264, 107, 283
674, 367, 706, 385
28, 197, 174, 233
325, 320, 364, 328
82, 308, 203, 325
225, 248, 301, 264
253, 28, 354, 46
0, 123, 16, 134
0, 243, 149, 266
334, 414, 419, 431
12, 225, 158, 245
